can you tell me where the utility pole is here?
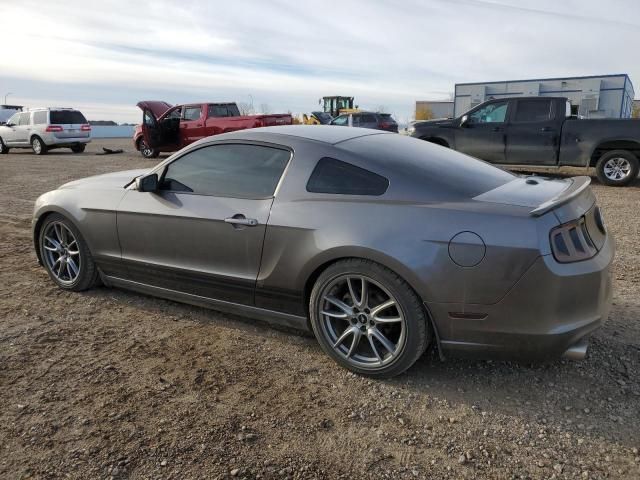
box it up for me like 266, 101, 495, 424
3, 92, 12, 104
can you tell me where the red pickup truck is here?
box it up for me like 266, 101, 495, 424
134, 100, 292, 158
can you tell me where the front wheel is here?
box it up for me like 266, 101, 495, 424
31, 136, 48, 155
595, 150, 639, 187
309, 259, 430, 378
39, 214, 100, 291
0, 137, 8, 154
138, 139, 159, 158
71, 144, 86, 153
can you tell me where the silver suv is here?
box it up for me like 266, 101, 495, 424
0, 108, 91, 155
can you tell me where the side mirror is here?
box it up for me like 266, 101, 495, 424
135, 173, 158, 192
459, 115, 469, 127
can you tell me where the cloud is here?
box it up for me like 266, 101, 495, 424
1, 0, 638, 123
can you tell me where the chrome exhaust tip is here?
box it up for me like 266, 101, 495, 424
562, 339, 589, 361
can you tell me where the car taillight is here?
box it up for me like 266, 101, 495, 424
379, 122, 390, 129
550, 217, 598, 263
45, 125, 63, 132
81, 124, 91, 131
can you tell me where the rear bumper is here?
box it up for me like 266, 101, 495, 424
427, 233, 614, 361
44, 134, 91, 146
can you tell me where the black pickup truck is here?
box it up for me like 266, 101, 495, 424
408, 96, 640, 186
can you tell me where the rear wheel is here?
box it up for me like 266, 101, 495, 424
31, 136, 47, 155
0, 137, 8, 154
138, 139, 159, 158
39, 214, 100, 291
71, 144, 86, 153
309, 259, 430, 378
595, 150, 639, 186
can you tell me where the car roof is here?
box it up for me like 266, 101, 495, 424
215, 125, 391, 145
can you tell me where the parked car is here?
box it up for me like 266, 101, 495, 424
408, 96, 640, 186
134, 101, 293, 158
32, 126, 613, 378
330, 111, 399, 132
0, 104, 23, 125
0, 108, 91, 155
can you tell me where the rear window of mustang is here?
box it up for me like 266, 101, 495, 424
50, 110, 87, 124
306, 157, 389, 196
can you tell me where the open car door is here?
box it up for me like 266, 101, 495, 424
136, 101, 180, 150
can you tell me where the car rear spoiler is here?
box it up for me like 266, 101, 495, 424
529, 176, 591, 217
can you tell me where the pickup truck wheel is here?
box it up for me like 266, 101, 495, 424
595, 150, 639, 186
138, 139, 159, 159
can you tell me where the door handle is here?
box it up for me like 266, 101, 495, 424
491, 127, 502, 132
540, 126, 553, 132
196, 124, 203, 127
225, 215, 258, 227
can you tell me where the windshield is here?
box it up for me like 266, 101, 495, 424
50, 110, 87, 124
312, 111, 333, 124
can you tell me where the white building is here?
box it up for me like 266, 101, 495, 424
454, 74, 634, 119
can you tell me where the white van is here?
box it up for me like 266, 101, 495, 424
0, 107, 91, 155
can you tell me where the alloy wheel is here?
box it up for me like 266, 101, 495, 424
42, 221, 81, 285
32, 138, 42, 154
603, 157, 631, 181
140, 140, 153, 158
318, 274, 406, 369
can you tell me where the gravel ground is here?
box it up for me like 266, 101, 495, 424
0, 139, 639, 479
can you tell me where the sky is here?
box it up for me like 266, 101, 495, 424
1, 0, 639, 124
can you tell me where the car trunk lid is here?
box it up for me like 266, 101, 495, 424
474, 176, 595, 220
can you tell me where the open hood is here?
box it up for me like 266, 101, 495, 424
136, 100, 173, 120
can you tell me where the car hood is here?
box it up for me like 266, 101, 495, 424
59, 169, 149, 190
136, 100, 173, 120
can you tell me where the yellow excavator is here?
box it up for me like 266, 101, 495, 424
301, 96, 359, 124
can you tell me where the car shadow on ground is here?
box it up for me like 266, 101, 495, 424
77, 284, 640, 451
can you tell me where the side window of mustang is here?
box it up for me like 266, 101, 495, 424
161, 144, 291, 199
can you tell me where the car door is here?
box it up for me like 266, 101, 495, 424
359, 113, 378, 130
180, 104, 207, 145
1, 113, 22, 144
16, 112, 32, 144
139, 106, 181, 150
505, 98, 560, 165
116, 142, 291, 305
455, 100, 509, 163
137, 101, 179, 150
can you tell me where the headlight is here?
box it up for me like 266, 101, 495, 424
406, 126, 415, 134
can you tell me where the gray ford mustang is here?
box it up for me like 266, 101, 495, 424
32, 126, 614, 377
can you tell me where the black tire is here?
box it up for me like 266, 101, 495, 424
595, 150, 639, 187
39, 213, 100, 291
138, 138, 159, 158
0, 137, 8, 154
31, 136, 48, 155
71, 144, 86, 153
309, 259, 430, 378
